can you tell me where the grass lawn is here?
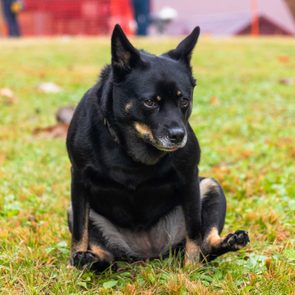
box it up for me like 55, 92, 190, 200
0, 36, 294, 294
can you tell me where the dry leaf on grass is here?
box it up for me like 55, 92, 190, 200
56, 106, 75, 125
33, 124, 68, 138
37, 82, 62, 93
279, 78, 295, 85
0, 88, 17, 104
210, 95, 218, 105
277, 56, 289, 63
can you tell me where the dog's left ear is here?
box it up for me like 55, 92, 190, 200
165, 26, 200, 65
111, 24, 141, 76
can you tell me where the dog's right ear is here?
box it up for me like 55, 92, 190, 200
111, 24, 141, 77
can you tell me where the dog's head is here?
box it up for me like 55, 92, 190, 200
109, 25, 200, 163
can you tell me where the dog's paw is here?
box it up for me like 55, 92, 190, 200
71, 251, 97, 267
71, 251, 111, 272
222, 230, 250, 251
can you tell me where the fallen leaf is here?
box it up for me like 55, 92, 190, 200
290, 148, 295, 158
210, 95, 218, 105
279, 78, 295, 85
0, 88, 17, 104
277, 56, 289, 63
0, 153, 6, 165
37, 82, 62, 93
33, 123, 68, 138
240, 149, 253, 158
30, 184, 45, 197
56, 106, 75, 125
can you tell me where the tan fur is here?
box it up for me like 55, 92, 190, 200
71, 205, 89, 253
134, 122, 154, 141
206, 227, 222, 248
73, 227, 89, 253
90, 244, 113, 261
125, 101, 133, 112
177, 90, 182, 96
200, 178, 218, 199
184, 238, 201, 265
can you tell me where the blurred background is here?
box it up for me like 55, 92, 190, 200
0, 0, 295, 37
0, 1, 294, 293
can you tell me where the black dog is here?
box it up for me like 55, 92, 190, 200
66, 25, 249, 272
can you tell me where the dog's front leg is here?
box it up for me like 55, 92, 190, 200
182, 177, 202, 266
70, 170, 113, 272
70, 171, 91, 264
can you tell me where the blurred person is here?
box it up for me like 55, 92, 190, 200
132, 0, 150, 35
1, 0, 22, 37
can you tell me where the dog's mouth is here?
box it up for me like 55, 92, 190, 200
152, 134, 188, 152
154, 145, 179, 152
133, 122, 187, 152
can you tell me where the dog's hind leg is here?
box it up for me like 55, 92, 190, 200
199, 178, 250, 262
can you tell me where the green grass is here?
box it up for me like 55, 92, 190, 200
0, 36, 294, 294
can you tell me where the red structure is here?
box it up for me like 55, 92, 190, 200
20, 0, 134, 36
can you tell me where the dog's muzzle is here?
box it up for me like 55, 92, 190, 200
153, 131, 188, 152
134, 122, 187, 152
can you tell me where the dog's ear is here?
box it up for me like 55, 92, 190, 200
111, 24, 141, 76
165, 26, 200, 65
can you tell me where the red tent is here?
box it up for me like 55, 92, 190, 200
19, 0, 134, 36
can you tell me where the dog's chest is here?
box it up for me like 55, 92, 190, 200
89, 170, 182, 229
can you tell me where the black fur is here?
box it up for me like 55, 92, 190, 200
66, 24, 249, 271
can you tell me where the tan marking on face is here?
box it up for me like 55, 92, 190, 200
90, 244, 113, 262
206, 227, 222, 248
200, 178, 219, 199
134, 122, 154, 141
125, 101, 133, 112
177, 90, 182, 96
184, 238, 201, 265
156, 95, 161, 101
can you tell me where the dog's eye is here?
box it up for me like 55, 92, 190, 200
144, 98, 158, 109
180, 98, 190, 108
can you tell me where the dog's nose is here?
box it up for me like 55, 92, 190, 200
168, 127, 185, 144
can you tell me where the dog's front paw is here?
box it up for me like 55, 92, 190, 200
71, 251, 111, 272
222, 230, 250, 251
71, 251, 97, 267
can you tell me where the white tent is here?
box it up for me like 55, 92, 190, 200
151, 0, 295, 35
